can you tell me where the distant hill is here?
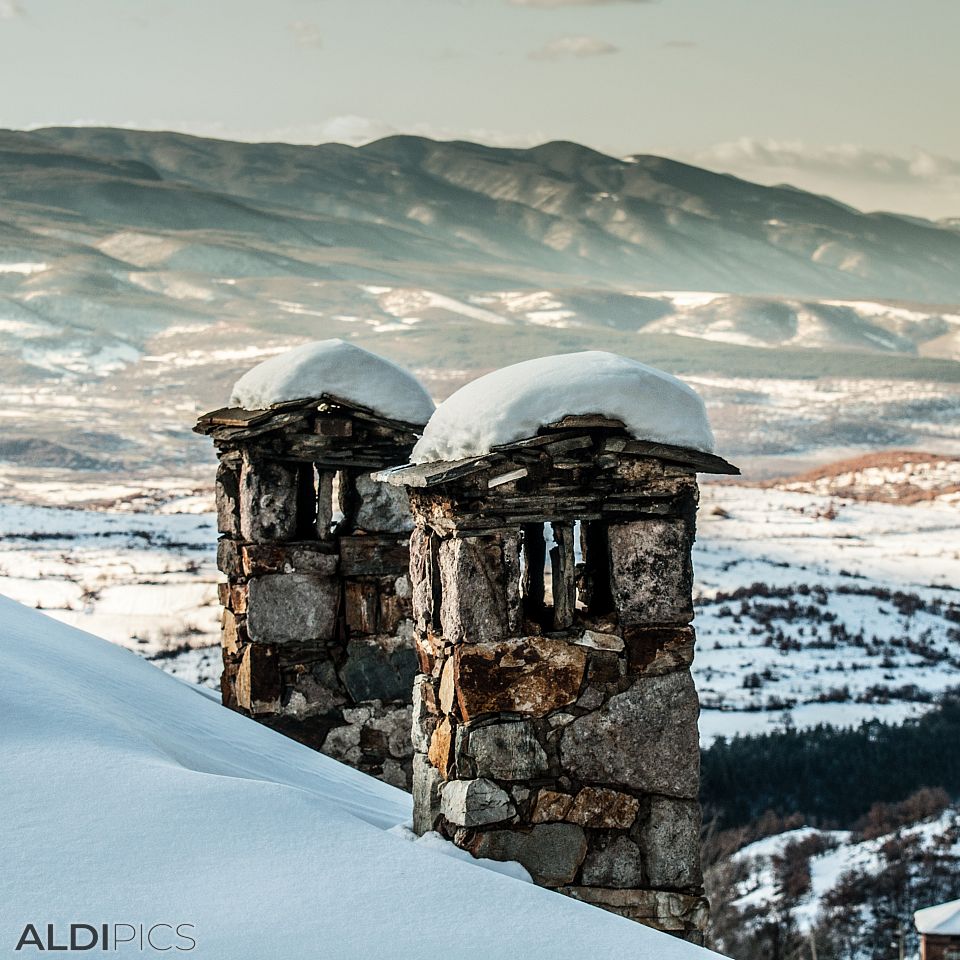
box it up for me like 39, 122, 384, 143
2, 126, 960, 474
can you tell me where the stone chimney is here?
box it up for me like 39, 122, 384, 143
382, 416, 737, 943
195, 344, 434, 789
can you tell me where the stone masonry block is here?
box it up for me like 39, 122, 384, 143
439, 535, 520, 643
639, 797, 703, 891
608, 519, 694, 625
247, 573, 339, 644
239, 458, 299, 542
560, 670, 700, 799
454, 636, 587, 720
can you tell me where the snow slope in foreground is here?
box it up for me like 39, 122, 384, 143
0, 597, 721, 960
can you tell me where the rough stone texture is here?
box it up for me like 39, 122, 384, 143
560, 670, 700, 798
566, 787, 640, 829
408, 526, 434, 633
239, 458, 300, 542
354, 473, 414, 533
242, 544, 338, 577
339, 634, 418, 703
561, 887, 709, 941
457, 719, 549, 781
235, 643, 281, 714
531, 790, 574, 824
428, 716, 455, 778
453, 636, 587, 720
440, 778, 515, 827
411, 674, 438, 753
438, 535, 520, 643
623, 625, 696, 677
247, 573, 339, 644
217, 537, 243, 579
215, 463, 241, 537
413, 752, 443, 835
608, 519, 693, 625
639, 797, 703, 890
581, 836, 645, 888
464, 824, 588, 887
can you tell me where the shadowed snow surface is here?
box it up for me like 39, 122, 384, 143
0, 597, 720, 960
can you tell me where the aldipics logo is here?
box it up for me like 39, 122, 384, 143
14, 923, 197, 952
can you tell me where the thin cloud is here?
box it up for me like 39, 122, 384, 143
0, 0, 24, 19
698, 138, 960, 184
530, 35, 619, 60
510, 0, 654, 6
289, 20, 323, 49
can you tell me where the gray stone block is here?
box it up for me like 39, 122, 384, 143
340, 635, 417, 703
581, 836, 645, 888
239, 457, 299, 542
560, 670, 700, 798
412, 753, 443, 836
465, 823, 587, 887
247, 573, 338, 644
608, 519, 693, 625
457, 719, 548, 781
639, 796, 703, 890
440, 778, 514, 827
355, 473, 414, 533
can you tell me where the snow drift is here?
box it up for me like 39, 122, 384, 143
412, 351, 715, 463
0, 596, 720, 959
230, 339, 436, 425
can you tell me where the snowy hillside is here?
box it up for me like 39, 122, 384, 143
0, 596, 721, 959
2, 456, 957, 744
711, 803, 960, 959
3, 128, 960, 479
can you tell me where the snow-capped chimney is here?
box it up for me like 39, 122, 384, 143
195, 341, 435, 789
381, 353, 738, 944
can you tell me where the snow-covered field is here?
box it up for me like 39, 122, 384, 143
0, 597, 718, 960
1, 463, 957, 745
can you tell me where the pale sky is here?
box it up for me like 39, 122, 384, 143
2, 0, 959, 218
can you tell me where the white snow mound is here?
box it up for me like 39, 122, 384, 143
0, 596, 721, 960
230, 339, 435, 424
412, 351, 715, 464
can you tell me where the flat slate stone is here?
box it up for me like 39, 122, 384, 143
340, 635, 418, 703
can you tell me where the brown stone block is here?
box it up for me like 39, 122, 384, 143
560, 887, 708, 938
623, 625, 696, 676
428, 716, 455, 778
340, 535, 410, 576
608, 519, 694, 625
241, 543, 337, 577
531, 790, 574, 824
566, 787, 640, 829
236, 643, 281, 715
378, 587, 412, 636
221, 609, 247, 656
560, 670, 700, 799
344, 580, 379, 634
247, 573, 339, 644
453, 636, 587, 721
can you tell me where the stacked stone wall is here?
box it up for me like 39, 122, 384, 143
406, 453, 709, 942
206, 405, 421, 789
